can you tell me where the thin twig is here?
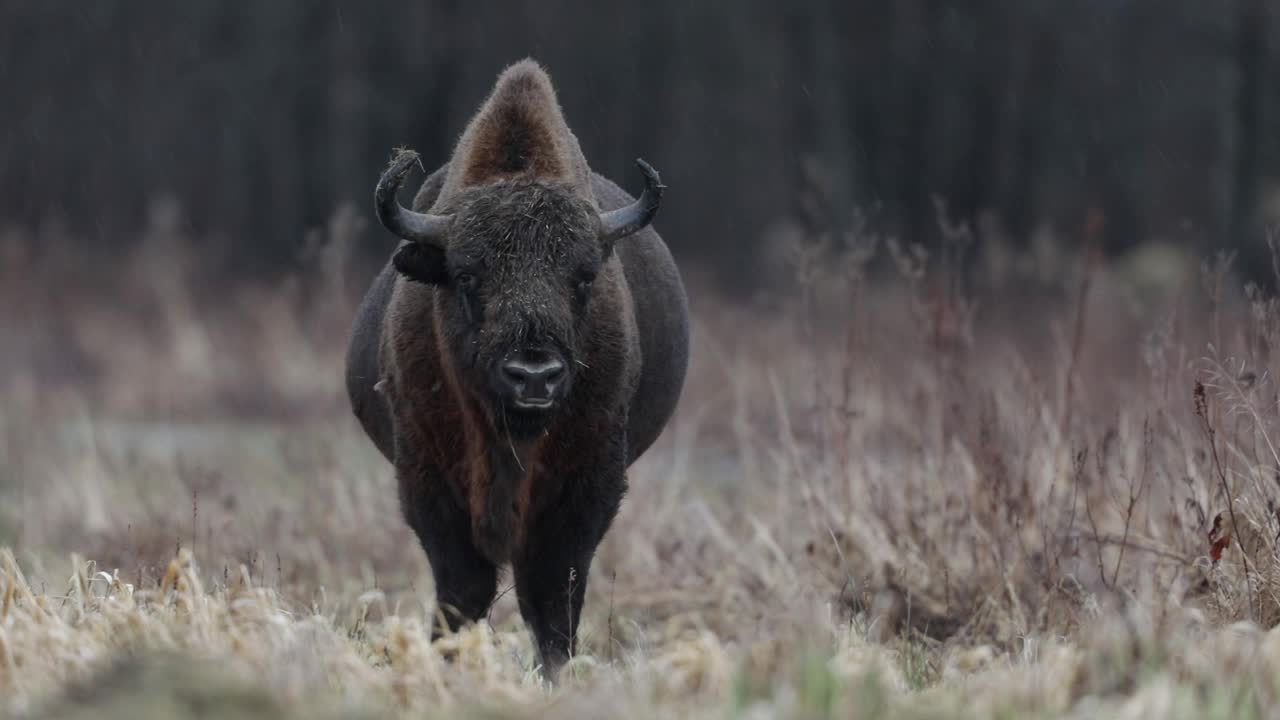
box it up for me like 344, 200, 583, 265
606, 571, 617, 664
1195, 380, 1259, 619
1059, 532, 1191, 565
1084, 490, 1110, 589
1111, 418, 1153, 587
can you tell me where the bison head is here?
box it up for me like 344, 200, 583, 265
374, 149, 664, 437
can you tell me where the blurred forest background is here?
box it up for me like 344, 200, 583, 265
1, 1, 1278, 295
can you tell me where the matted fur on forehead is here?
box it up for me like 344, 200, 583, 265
443, 179, 601, 270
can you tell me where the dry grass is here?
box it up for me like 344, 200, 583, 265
4, 202, 1280, 718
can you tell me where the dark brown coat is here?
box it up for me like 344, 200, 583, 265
344, 59, 689, 679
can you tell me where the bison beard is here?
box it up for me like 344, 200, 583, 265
344, 58, 689, 681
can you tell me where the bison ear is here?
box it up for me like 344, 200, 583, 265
393, 243, 448, 285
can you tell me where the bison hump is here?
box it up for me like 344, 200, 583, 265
443, 58, 594, 200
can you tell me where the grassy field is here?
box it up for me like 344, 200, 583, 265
4, 211, 1280, 718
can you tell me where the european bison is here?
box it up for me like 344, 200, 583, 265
344, 59, 690, 679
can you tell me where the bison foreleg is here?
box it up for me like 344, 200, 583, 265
398, 466, 499, 640
514, 442, 627, 681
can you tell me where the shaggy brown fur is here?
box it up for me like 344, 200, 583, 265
345, 58, 689, 680
438, 59, 594, 204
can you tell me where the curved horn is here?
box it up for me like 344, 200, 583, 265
375, 148, 450, 248
599, 158, 666, 242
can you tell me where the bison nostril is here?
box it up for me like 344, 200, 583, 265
542, 362, 565, 384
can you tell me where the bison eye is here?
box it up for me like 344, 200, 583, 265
573, 275, 594, 303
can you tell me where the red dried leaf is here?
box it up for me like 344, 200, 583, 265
1208, 513, 1231, 565
1210, 534, 1231, 564
1208, 532, 1228, 561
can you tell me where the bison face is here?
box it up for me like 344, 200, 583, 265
396, 181, 603, 436
375, 150, 664, 439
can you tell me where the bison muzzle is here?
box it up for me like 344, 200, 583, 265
344, 58, 690, 680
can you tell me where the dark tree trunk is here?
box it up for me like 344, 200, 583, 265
898, 0, 943, 247
1006, 11, 1061, 242
782, 4, 819, 234
1229, 0, 1266, 250
841, 0, 894, 219
408, 0, 461, 169
949, 0, 1004, 229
